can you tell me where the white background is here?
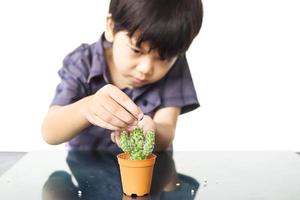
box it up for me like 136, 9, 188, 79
0, 0, 299, 152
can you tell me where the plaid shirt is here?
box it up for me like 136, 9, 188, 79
51, 34, 200, 151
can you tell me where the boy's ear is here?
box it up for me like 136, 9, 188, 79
105, 13, 115, 43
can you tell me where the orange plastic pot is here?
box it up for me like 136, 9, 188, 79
117, 153, 156, 196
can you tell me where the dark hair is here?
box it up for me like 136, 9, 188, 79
109, 0, 203, 59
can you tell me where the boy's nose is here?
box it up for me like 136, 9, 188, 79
137, 58, 153, 76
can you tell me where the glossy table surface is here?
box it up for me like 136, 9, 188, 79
0, 151, 300, 200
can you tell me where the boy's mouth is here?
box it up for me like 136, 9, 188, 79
131, 76, 146, 84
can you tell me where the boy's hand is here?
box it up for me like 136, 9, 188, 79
110, 115, 156, 147
82, 84, 143, 131
136, 115, 156, 134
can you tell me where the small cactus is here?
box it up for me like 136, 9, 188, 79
120, 128, 155, 160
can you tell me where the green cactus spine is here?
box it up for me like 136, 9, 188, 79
120, 128, 155, 160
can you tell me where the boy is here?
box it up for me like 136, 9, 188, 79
42, 0, 203, 152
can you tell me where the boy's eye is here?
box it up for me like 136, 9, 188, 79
159, 57, 172, 62
131, 48, 141, 54
128, 45, 141, 54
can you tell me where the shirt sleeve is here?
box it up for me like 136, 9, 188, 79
159, 54, 200, 114
50, 45, 90, 107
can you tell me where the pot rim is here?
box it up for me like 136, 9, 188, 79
117, 153, 156, 167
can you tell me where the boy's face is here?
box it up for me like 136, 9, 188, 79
106, 31, 177, 89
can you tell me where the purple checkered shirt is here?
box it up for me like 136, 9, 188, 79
50, 34, 200, 151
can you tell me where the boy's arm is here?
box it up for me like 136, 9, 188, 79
41, 96, 91, 145
152, 107, 181, 151
42, 84, 143, 145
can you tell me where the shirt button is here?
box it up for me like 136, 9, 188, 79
142, 99, 148, 106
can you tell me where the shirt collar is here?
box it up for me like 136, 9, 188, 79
87, 33, 113, 83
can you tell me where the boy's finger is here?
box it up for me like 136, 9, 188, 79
108, 86, 144, 120
101, 95, 138, 126
126, 125, 136, 132
92, 114, 120, 131
95, 106, 127, 128
110, 132, 116, 143
115, 132, 121, 147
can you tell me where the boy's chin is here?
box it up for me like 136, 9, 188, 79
130, 81, 147, 88
133, 82, 150, 88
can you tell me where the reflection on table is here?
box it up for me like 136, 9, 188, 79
42, 151, 199, 200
